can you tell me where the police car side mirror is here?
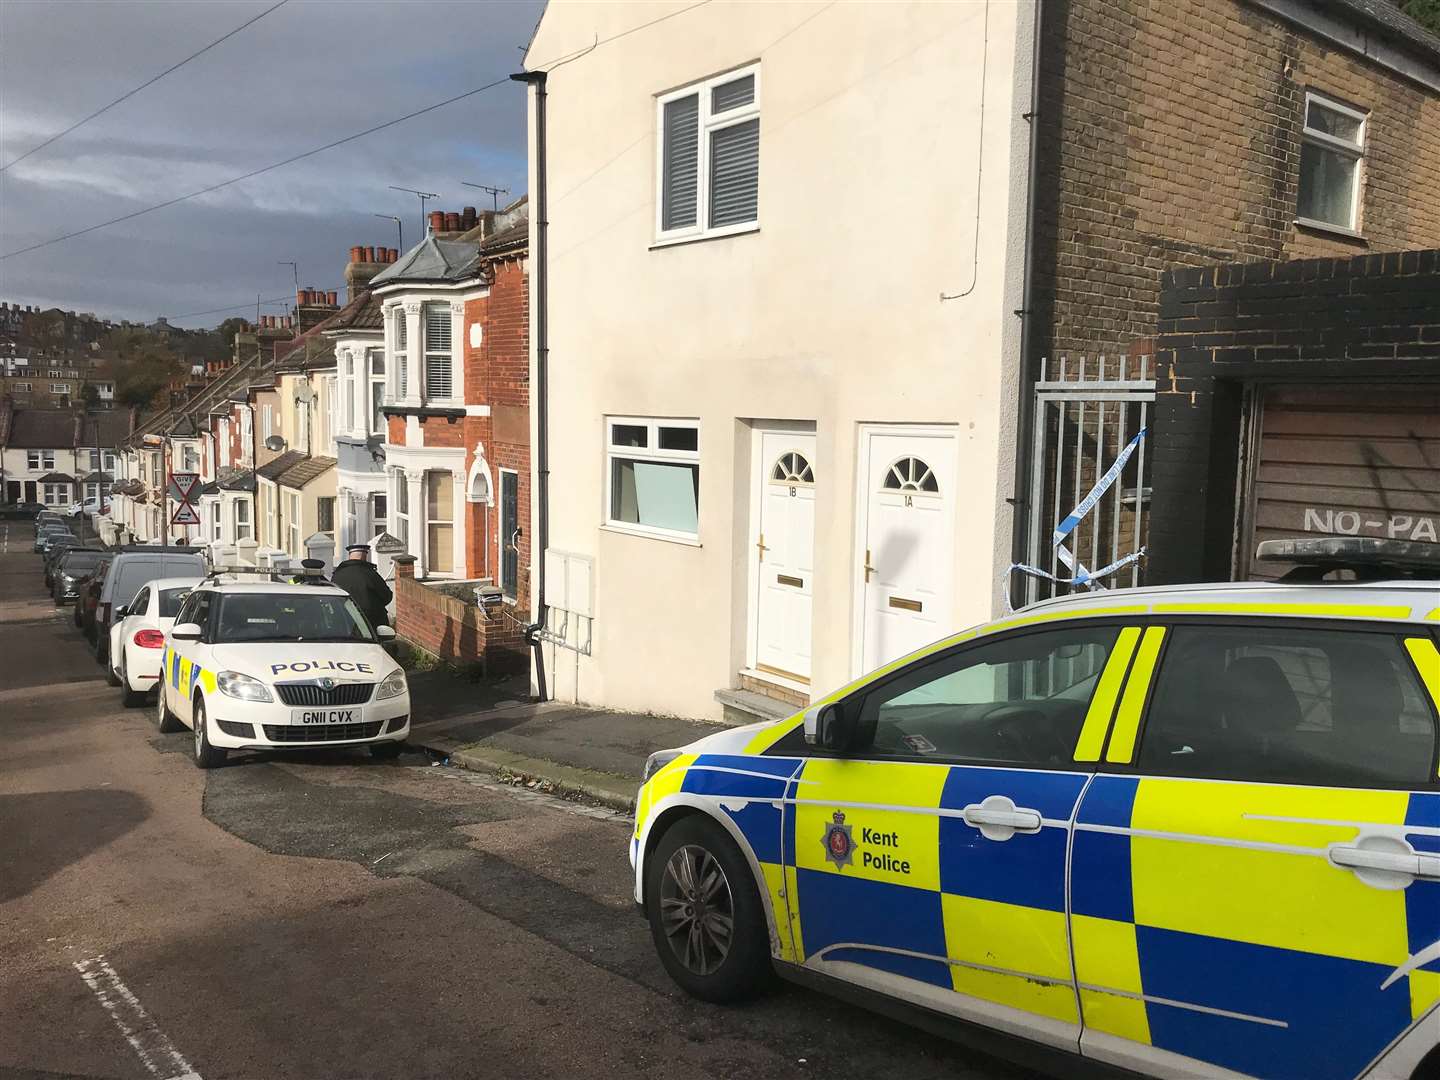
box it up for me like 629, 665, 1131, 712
375, 625, 396, 640
171, 622, 202, 641
805, 702, 857, 753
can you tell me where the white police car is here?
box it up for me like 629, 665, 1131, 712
631, 538, 1440, 1080
155, 573, 410, 768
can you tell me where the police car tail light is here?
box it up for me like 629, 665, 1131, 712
375, 669, 407, 701
133, 629, 166, 649
217, 671, 273, 703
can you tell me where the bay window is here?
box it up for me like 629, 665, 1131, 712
423, 304, 454, 401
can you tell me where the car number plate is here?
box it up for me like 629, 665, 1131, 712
293, 709, 358, 725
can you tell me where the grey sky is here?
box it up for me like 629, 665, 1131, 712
0, 0, 544, 328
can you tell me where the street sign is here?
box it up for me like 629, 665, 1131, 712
169, 472, 201, 503
170, 503, 201, 527
372, 531, 406, 556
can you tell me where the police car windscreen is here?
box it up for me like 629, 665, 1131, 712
159, 587, 192, 618
215, 593, 374, 643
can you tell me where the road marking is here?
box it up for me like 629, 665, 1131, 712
73, 955, 202, 1080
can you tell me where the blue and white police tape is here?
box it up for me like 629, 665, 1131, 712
1001, 548, 1148, 612
1003, 426, 1149, 612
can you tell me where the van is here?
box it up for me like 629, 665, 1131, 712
93, 546, 206, 669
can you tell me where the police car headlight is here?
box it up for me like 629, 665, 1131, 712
216, 671, 273, 703
642, 749, 682, 783
375, 668, 408, 700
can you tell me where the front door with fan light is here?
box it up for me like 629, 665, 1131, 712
859, 430, 957, 673
752, 430, 817, 685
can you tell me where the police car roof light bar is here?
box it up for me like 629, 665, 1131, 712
1257, 536, 1440, 581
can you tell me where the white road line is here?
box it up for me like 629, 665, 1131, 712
73, 955, 202, 1080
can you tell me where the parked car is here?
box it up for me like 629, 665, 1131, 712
67, 496, 108, 518
629, 537, 1440, 1080
0, 501, 43, 519
94, 546, 207, 676
156, 573, 407, 767
51, 549, 106, 605
76, 555, 113, 630
33, 524, 74, 554
110, 576, 203, 707
42, 538, 88, 587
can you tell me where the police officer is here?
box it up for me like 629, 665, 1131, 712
331, 543, 393, 629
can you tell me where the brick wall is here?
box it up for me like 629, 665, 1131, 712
1149, 248, 1440, 582
392, 559, 528, 674
1034, 0, 1440, 362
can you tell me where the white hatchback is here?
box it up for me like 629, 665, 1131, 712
110, 575, 203, 707
155, 577, 410, 768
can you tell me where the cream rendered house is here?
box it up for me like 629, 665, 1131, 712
524, 1, 1036, 721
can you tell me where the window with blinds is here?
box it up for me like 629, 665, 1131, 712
656, 65, 759, 242
393, 310, 408, 400
423, 303, 454, 401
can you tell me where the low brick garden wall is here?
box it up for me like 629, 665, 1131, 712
393, 559, 529, 675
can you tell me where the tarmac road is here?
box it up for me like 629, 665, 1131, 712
0, 520, 1039, 1080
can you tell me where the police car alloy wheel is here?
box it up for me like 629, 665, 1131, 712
155, 684, 181, 734
191, 697, 226, 770
644, 816, 771, 1002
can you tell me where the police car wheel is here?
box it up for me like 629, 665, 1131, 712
155, 684, 182, 733
191, 697, 227, 770
646, 816, 771, 1002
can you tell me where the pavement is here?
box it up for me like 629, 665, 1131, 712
405, 668, 733, 810
0, 517, 1039, 1080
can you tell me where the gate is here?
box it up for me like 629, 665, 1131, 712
1024, 354, 1156, 605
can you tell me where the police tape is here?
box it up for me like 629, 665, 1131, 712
1003, 427, 1148, 612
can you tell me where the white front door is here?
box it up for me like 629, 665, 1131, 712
858, 429, 957, 673
752, 430, 817, 683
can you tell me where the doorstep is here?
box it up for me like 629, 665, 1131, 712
713, 686, 798, 727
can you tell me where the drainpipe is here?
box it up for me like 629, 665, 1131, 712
1007, 0, 1046, 611
510, 67, 549, 703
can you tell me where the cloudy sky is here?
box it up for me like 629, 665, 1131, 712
0, 0, 545, 327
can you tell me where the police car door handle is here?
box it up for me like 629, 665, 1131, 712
1329, 845, 1440, 879
961, 798, 1043, 840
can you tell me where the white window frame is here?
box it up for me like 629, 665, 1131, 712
343, 353, 356, 433
262, 404, 273, 441
368, 348, 387, 436
422, 302, 458, 405
392, 471, 410, 549
371, 492, 388, 538
42, 482, 69, 506
13, 380, 32, 392
389, 306, 408, 404
317, 495, 336, 541
603, 415, 701, 543
654, 63, 761, 246
50, 382, 69, 395
234, 498, 252, 540
286, 491, 302, 556
1296, 91, 1367, 236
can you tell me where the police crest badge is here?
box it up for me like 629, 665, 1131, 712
822, 810, 854, 870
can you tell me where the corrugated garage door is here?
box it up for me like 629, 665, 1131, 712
1243, 385, 1440, 579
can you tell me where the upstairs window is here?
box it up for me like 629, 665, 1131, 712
1297, 92, 1366, 233
657, 64, 760, 243
393, 310, 408, 401
368, 349, 386, 435
423, 304, 454, 401
28, 450, 55, 470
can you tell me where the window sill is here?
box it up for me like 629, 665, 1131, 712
650, 222, 759, 251
599, 523, 702, 548
1294, 217, 1367, 243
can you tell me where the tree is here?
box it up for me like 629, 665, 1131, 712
1401, 0, 1440, 34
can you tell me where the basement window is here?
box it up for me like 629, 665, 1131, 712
606, 417, 700, 540
1296, 92, 1366, 235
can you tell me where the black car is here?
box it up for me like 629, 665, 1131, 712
43, 538, 90, 587
51, 549, 105, 605
0, 501, 44, 519
77, 556, 113, 637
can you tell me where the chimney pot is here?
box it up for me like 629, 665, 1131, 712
429, 210, 445, 234
461, 206, 477, 228
350, 246, 363, 264
327, 290, 337, 306
296, 289, 306, 307
390, 247, 400, 262
363, 245, 375, 263
445, 212, 461, 232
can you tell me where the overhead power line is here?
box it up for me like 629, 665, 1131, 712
0, 0, 289, 174
0, 0, 714, 262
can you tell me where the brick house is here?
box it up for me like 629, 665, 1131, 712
1010, 0, 1440, 599
372, 199, 532, 671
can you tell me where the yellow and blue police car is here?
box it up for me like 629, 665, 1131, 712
156, 570, 409, 769
631, 539, 1440, 1080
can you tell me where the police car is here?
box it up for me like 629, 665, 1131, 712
155, 569, 410, 768
631, 539, 1440, 1080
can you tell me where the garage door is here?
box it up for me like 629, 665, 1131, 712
1243, 385, 1440, 579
